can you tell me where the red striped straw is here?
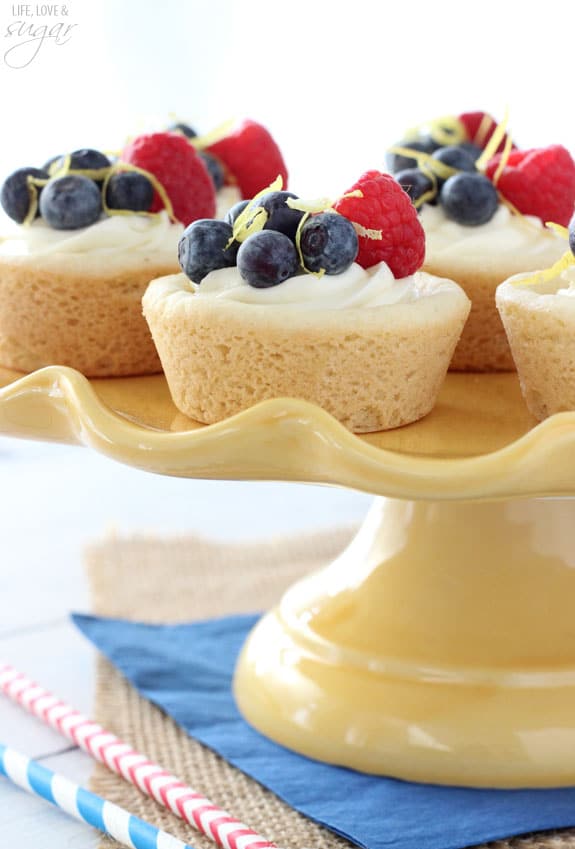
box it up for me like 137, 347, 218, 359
0, 662, 277, 849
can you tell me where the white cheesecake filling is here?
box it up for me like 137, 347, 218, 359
196, 262, 418, 307
186, 261, 460, 310
0, 184, 240, 262
0, 211, 183, 261
421, 205, 565, 271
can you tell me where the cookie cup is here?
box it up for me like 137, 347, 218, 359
0, 251, 179, 376
421, 206, 566, 372
496, 271, 575, 420
423, 259, 520, 371
143, 271, 470, 433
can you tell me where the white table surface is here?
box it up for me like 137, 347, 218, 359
0, 433, 371, 847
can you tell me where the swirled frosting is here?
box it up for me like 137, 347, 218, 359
192, 261, 456, 309
420, 204, 565, 270
0, 211, 184, 259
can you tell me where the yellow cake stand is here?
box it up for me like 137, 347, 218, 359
2, 365, 575, 788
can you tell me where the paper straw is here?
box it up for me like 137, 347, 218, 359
0, 742, 194, 849
0, 662, 276, 849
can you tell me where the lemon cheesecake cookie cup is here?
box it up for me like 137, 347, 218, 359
143, 264, 469, 433
386, 110, 575, 371
144, 171, 470, 433
421, 205, 566, 372
0, 132, 221, 377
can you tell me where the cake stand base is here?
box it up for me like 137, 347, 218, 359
234, 496, 575, 788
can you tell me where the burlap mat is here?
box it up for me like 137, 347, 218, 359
85, 529, 575, 849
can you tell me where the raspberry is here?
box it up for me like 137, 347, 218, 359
333, 170, 425, 277
121, 132, 216, 225
486, 145, 575, 226
458, 111, 515, 154
207, 120, 288, 199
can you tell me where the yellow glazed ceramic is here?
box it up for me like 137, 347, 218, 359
2, 366, 575, 786
0, 365, 568, 499
236, 496, 575, 787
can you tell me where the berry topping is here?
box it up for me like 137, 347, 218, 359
458, 142, 483, 162
1, 166, 49, 223
105, 172, 154, 212
178, 219, 238, 284
458, 112, 515, 154
257, 190, 305, 240
432, 145, 477, 174
42, 155, 62, 174
225, 199, 250, 227
66, 148, 111, 172
39, 174, 102, 230
569, 211, 575, 256
199, 152, 225, 191
237, 229, 299, 288
207, 119, 288, 199
439, 172, 499, 226
122, 132, 216, 225
485, 145, 575, 227
300, 212, 358, 275
386, 138, 438, 174
333, 170, 425, 277
394, 168, 435, 206
51, 149, 112, 186
167, 122, 197, 139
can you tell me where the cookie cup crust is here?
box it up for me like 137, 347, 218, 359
143, 272, 470, 433
0, 252, 179, 376
496, 276, 575, 420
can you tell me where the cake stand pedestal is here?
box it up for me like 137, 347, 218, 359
236, 496, 575, 787
2, 365, 575, 788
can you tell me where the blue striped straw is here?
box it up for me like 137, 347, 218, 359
0, 743, 194, 849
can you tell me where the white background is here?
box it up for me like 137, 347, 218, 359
0, 0, 573, 192
0, 0, 573, 844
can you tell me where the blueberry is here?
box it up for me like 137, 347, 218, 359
200, 152, 225, 191
1, 166, 49, 223
432, 145, 477, 173
225, 199, 250, 227
168, 122, 197, 139
254, 190, 305, 241
70, 148, 111, 171
105, 172, 154, 212
178, 219, 238, 283
42, 155, 62, 175
440, 172, 499, 226
386, 138, 437, 174
419, 134, 442, 152
39, 175, 102, 230
394, 168, 435, 206
50, 149, 111, 187
457, 142, 483, 162
237, 230, 300, 288
569, 211, 575, 256
55, 148, 111, 174
300, 213, 358, 274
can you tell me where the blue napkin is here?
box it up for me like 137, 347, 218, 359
73, 612, 575, 849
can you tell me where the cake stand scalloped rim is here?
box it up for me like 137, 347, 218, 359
1, 364, 575, 500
